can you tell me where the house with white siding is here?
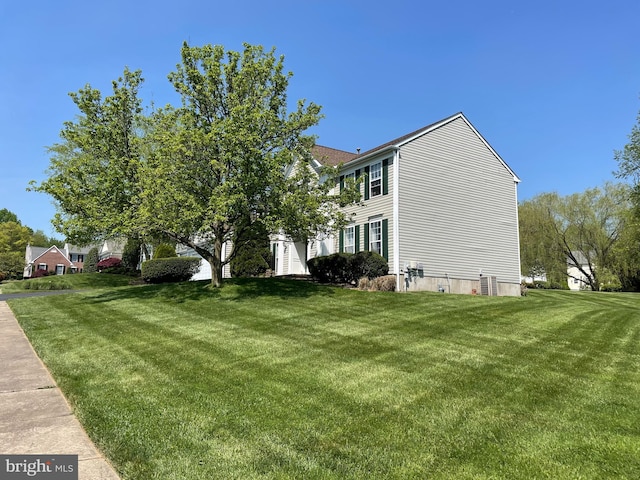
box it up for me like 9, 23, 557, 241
272, 112, 522, 296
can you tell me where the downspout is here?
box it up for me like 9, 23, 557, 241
393, 147, 401, 292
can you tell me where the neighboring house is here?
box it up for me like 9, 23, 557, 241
24, 243, 106, 278
62, 243, 93, 272
567, 251, 593, 291
24, 244, 75, 278
181, 112, 522, 296
99, 239, 125, 261
274, 112, 522, 296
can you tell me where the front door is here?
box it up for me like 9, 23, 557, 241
289, 242, 307, 275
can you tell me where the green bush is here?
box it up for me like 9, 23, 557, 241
308, 251, 389, 284
230, 242, 271, 278
84, 247, 99, 273
141, 257, 201, 284
307, 253, 351, 283
153, 243, 177, 259
122, 238, 142, 270
350, 251, 389, 280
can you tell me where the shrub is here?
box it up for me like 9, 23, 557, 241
97, 257, 122, 270
371, 275, 396, 291
350, 251, 389, 281
357, 277, 372, 290
307, 253, 352, 283
357, 275, 396, 291
230, 243, 271, 278
153, 243, 177, 259
31, 269, 51, 278
308, 251, 389, 284
141, 257, 201, 284
84, 247, 99, 273
121, 238, 142, 270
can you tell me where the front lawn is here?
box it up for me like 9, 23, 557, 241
2, 272, 135, 292
7, 279, 640, 479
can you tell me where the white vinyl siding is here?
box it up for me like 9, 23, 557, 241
397, 116, 520, 284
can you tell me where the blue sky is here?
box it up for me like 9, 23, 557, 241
1, 0, 639, 237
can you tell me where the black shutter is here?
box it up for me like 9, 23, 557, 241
364, 166, 370, 200
382, 159, 389, 196
382, 219, 389, 260
363, 223, 369, 251
339, 175, 344, 192
355, 225, 360, 253
339, 230, 344, 253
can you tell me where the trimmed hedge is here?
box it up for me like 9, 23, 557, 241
141, 257, 201, 284
307, 251, 388, 284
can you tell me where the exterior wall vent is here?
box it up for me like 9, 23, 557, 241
480, 276, 498, 296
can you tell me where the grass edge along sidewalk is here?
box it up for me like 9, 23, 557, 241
0, 300, 120, 480
7, 279, 640, 479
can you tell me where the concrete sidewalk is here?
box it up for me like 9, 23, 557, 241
0, 301, 121, 480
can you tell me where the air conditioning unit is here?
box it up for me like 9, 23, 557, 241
479, 276, 498, 296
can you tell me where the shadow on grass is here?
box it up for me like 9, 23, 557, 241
86, 277, 336, 304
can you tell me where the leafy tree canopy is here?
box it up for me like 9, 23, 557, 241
519, 183, 630, 291
29, 68, 145, 246
31, 42, 362, 287
0, 208, 20, 224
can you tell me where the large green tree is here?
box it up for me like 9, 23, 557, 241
30, 68, 145, 246
614, 105, 640, 289
520, 184, 630, 291
138, 43, 356, 287
519, 198, 566, 284
615, 107, 640, 183
0, 221, 31, 278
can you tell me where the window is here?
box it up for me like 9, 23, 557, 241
370, 162, 382, 197
340, 172, 356, 194
38, 263, 47, 271
370, 221, 382, 255
55, 265, 65, 275
77, 254, 84, 262
344, 226, 355, 253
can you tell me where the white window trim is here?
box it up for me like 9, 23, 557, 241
370, 220, 382, 255
344, 225, 355, 254
370, 162, 382, 197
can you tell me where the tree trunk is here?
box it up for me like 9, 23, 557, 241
208, 236, 225, 288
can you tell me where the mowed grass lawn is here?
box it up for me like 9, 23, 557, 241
7, 278, 640, 479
